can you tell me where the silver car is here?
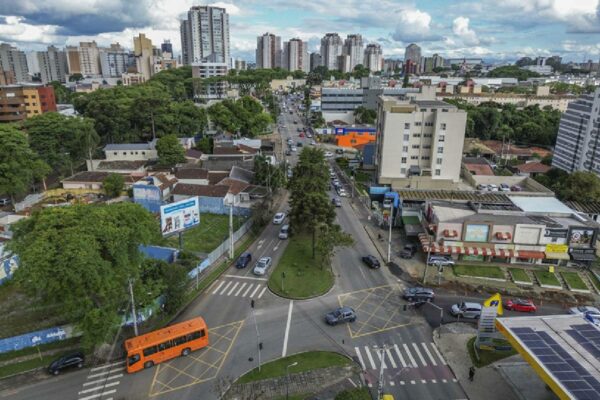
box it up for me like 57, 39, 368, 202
253, 257, 272, 276
450, 302, 482, 319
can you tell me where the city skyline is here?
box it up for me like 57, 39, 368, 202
0, 1, 598, 63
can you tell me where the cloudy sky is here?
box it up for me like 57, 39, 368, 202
0, 0, 599, 62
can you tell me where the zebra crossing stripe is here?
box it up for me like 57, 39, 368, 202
234, 282, 247, 296
412, 342, 427, 366
403, 343, 417, 368
431, 342, 448, 365
354, 347, 366, 369
227, 282, 240, 296
421, 343, 438, 366
375, 349, 387, 369
212, 281, 225, 294
219, 281, 233, 295
394, 344, 407, 368
250, 285, 261, 298
385, 349, 397, 368
364, 347, 377, 370
242, 283, 254, 297
257, 287, 267, 299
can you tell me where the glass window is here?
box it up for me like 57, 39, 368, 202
437, 147, 444, 154
128, 353, 141, 366
436, 158, 443, 164
438, 136, 445, 142
441, 123, 447, 130
143, 346, 158, 357
401, 157, 407, 163
401, 168, 406, 174
442, 108, 449, 112
402, 146, 408, 152
413, 133, 420, 138
412, 144, 420, 149
404, 123, 410, 129
415, 121, 422, 126
411, 155, 419, 160
435, 169, 441, 176
403, 134, 409, 141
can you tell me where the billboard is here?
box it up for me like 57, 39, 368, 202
545, 244, 569, 254
160, 198, 200, 237
464, 224, 489, 243
133, 183, 162, 213
568, 227, 596, 249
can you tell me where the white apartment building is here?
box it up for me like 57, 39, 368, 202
37, 45, 68, 83
343, 34, 364, 72
78, 42, 101, 76
256, 33, 281, 69
0, 43, 29, 82
320, 33, 343, 70
282, 38, 309, 73
375, 96, 467, 190
364, 44, 383, 72
180, 5, 230, 65
99, 44, 128, 78
192, 62, 228, 100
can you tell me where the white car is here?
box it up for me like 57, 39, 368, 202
338, 188, 348, 197
569, 306, 600, 317
291, 146, 298, 152
273, 212, 286, 224
310, 140, 316, 146
253, 257, 273, 276
324, 151, 333, 158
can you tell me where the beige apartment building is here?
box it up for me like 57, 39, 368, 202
375, 96, 467, 190
78, 42, 101, 76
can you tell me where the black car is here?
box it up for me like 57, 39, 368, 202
325, 306, 356, 325
362, 255, 381, 269
285, 149, 292, 156
403, 287, 435, 303
297, 142, 303, 147
48, 352, 85, 375
332, 197, 342, 207
236, 252, 252, 269
400, 243, 418, 259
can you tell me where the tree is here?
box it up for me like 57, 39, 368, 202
253, 154, 284, 191
156, 134, 186, 166
195, 135, 214, 154
0, 125, 50, 202
487, 66, 540, 81
69, 73, 84, 82
352, 64, 370, 79
50, 81, 72, 103
103, 173, 125, 198
560, 172, 600, 203
8, 203, 160, 349
315, 224, 353, 270
353, 106, 377, 125
402, 73, 410, 88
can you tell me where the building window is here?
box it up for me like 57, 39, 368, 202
423, 145, 431, 149
436, 158, 443, 164
420, 108, 426, 112
437, 147, 444, 154
401, 168, 406, 174
424, 133, 432, 138
403, 134, 409, 141
114, 152, 118, 156
404, 123, 410, 129
441, 123, 447, 130
438, 136, 445, 142
412, 144, 420, 149
415, 121, 422, 126
402, 146, 408, 152
411, 155, 419, 160
435, 169, 441, 176
401, 157, 407, 163
442, 108, 449, 112
422, 156, 430, 160
413, 133, 421, 138
123, 152, 127, 155
142, 151, 146, 155
425, 122, 433, 127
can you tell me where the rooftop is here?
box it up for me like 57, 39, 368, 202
565, 201, 600, 216
96, 160, 146, 170
397, 189, 511, 204
509, 196, 576, 215
514, 162, 552, 174
174, 168, 208, 180
104, 142, 155, 151
171, 184, 229, 198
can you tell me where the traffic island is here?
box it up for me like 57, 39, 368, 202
267, 234, 334, 299
561, 271, 591, 293
453, 265, 506, 282
508, 268, 533, 286
533, 270, 563, 290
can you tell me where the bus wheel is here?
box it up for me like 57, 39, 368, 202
144, 361, 154, 369
182, 348, 191, 356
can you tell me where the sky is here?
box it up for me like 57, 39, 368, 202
0, 0, 599, 63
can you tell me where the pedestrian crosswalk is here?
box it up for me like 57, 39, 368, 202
210, 277, 268, 299
77, 360, 124, 400
354, 342, 448, 371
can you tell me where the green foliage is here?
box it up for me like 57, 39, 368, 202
156, 134, 186, 167
487, 65, 540, 81
8, 203, 159, 349
195, 135, 214, 154
353, 106, 376, 125
253, 154, 284, 191
50, 81, 72, 103
68, 73, 83, 82
560, 172, 600, 203
103, 173, 125, 198
315, 224, 353, 270
208, 96, 271, 137
148, 66, 193, 100
352, 64, 370, 79
403, 73, 410, 88
549, 82, 597, 95
335, 388, 371, 400
140, 259, 188, 314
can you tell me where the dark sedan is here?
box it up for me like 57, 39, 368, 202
361, 255, 381, 269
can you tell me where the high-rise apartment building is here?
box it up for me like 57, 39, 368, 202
37, 45, 68, 83
552, 89, 600, 175
320, 33, 343, 70
66, 46, 81, 75
78, 41, 101, 76
191, 62, 228, 100
404, 43, 421, 74
133, 34, 154, 80
282, 38, 309, 73
0, 43, 29, 82
364, 44, 383, 72
161, 40, 173, 58
234, 59, 247, 70
99, 43, 128, 78
180, 5, 230, 65
375, 94, 466, 189
343, 34, 364, 71
310, 52, 322, 71
256, 33, 281, 69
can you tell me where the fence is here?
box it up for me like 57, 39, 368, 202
198, 196, 252, 217
0, 325, 76, 354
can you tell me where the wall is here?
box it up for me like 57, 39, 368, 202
104, 149, 157, 162
514, 224, 543, 244
198, 196, 252, 217
0, 325, 75, 354
0, 255, 18, 285
322, 111, 355, 124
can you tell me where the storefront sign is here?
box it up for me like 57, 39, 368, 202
568, 227, 597, 249
569, 248, 595, 255
544, 228, 568, 238
464, 224, 489, 243
545, 244, 569, 253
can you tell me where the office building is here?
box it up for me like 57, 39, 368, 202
161, 40, 173, 59
310, 52, 322, 71
37, 45, 68, 83
133, 34, 154, 80
404, 43, 421, 74
343, 34, 364, 71
364, 44, 383, 72
66, 46, 81, 75
78, 42, 101, 76
256, 33, 281, 69
180, 5, 230, 65
99, 43, 128, 78
0, 84, 56, 122
0, 43, 29, 82
282, 38, 309, 73
191, 62, 228, 100
552, 88, 600, 175
234, 59, 247, 70
320, 33, 343, 70
383, 59, 402, 74
375, 95, 467, 189
26, 52, 40, 76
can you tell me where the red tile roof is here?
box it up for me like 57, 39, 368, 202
175, 168, 208, 180
171, 184, 229, 198
218, 178, 250, 195
464, 162, 494, 176
514, 162, 551, 174
208, 171, 230, 185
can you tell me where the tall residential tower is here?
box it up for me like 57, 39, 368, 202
256, 33, 281, 69
180, 5, 230, 65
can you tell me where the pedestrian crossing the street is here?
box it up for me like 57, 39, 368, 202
354, 342, 448, 371
77, 360, 124, 400
210, 276, 268, 299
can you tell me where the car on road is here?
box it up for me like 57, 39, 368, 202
338, 188, 348, 197
235, 252, 252, 269
299, 132, 305, 137
361, 255, 381, 269
285, 149, 292, 156
335, 149, 344, 154
297, 142, 303, 147
332, 197, 342, 207
48, 352, 85, 375
297, 128, 302, 132
504, 298, 537, 313
325, 306, 356, 325
450, 302, 482, 319
332, 178, 340, 185
310, 140, 316, 146
403, 287, 435, 303
569, 305, 600, 317
291, 146, 298, 152
324, 151, 333, 157
273, 212, 286, 224
399, 243, 418, 259
427, 255, 455, 266
278, 224, 290, 240
0, 197, 11, 206
253, 257, 273, 276
306, 133, 313, 138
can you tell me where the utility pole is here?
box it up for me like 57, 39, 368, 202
128, 278, 138, 336
251, 300, 262, 371
387, 212, 393, 263
229, 200, 234, 259
375, 345, 391, 400
424, 236, 432, 285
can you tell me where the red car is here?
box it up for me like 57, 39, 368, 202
299, 132, 305, 137
505, 298, 537, 313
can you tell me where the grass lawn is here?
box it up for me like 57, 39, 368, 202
453, 265, 505, 280
508, 268, 531, 283
160, 213, 246, 254
402, 215, 420, 225
335, 388, 371, 400
353, 170, 372, 184
534, 271, 561, 286
561, 272, 588, 290
0, 354, 56, 379
236, 351, 352, 384
467, 337, 516, 368
268, 234, 334, 299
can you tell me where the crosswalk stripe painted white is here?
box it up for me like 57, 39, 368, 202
412, 343, 427, 367
400, 381, 405, 385
87, 368, 123, 379
421, 379, 427, 384
403, 343, 417, 368
242, 283, 254, 297
354, 347, 366, 369
224, 275, 267, 281
89, 361, 124, 372
431, 379, 437, 383
257, 287, 267, 299
250, 285, 261, 298
234, 282, 247, 296
421, 343, 438, 366
390, 381, 395, 386
227, 282, 240, 296
385, 349, 397, 369
219, 281, 233, 295
410, 380, 415, 385
83, 374, 122, 387
442, 379, 447, 383
375, 349, 387, 369
211, 281, 225, 294
78, 389, 117, 400
394, 344, 407, 368
431, 342, 448, 365
78, 381, 120, 395
364, 347, 377, 370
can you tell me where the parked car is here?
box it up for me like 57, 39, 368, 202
297, 142, 303, 147
0, 197, 11, 206
306, 133, 313, 138
273, 212, 286, 224
332, 197, 342, 207
403, 287, 435, 302
399, 243, 418, 259
278, 224, 290, 240
291, 146, 298, 152
338, 188, 348, 197
324, 151, 334, 158
450, 302, 482, 319
569, 306, 600, 317
236, 252, 252, 269
332, 178, 340, 186
427, 255, 455, 266
296, 128, 302, 132
325, 306, 356, 325
48, 352, 85, 375
253, 257, 273, 276
500, 183, 511, 192
335, 149, 344, 154
488, 184, 499, 192
476, 184, 488, 191
362, 255, 381, 269
504, 298, 537, 313
299, 132, 305, 138
510, 185, 523, 192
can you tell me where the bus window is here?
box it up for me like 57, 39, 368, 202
128, 353, 140, 366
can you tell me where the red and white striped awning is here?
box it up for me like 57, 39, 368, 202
418, 233, 519, 258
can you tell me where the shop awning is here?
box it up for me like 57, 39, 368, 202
571, 253, 596, 261
514, 250, 545, 259
544, 251, 570, 260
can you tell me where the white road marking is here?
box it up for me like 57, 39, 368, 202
385, 349, 397, 369
453, 379, 458, 383
218, 281, 233, 295
364, 347, 377, 370
78, 389, 117, 400
412, 343, 427, 366
87, 368, 123, 379
242, 283, 254, 297
212, 281, 225, 295
394, 344, 407, 368
347, 378, 357, 388
78, 381, 120, 395
431, 342, 448, 365
227, 282, 240, 296
431, 379, 437, 383
89, 361, 124, 372
400, 381, 405, 385
257, 287, 267, 299
273, 243, 280, 251
403, 344, 417, 368
442, 379, 447, 383
83, 374, 122, 386
376, 349, 387, 369
410, 380, 415, 385
224, 275, 267, 281
367, 383, 373, 388
421, 379, 427, 384
250, 285, 261, 298
257, 239, 265, 249
354, 347, 366, 369
281, 300, 294, 357
421, 343, 438, 366
234, 282, 247, 296
390, 381, 395, 386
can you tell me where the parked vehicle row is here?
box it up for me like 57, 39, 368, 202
476, 183, 522, 192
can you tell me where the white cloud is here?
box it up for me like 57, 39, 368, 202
0, 15, 62, 45
209, 2, 242, 16
392, 9, 441, 42
452, 17, 479, 46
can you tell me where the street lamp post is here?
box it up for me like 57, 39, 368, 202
286, 361, 298, 400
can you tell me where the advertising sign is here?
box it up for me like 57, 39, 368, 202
464, 224, 490, 243
568, 227, 596, 248
160, 198, 200, 237
133, 184, 162, 213
544, 228, 568, 238
545, 244, 569, 253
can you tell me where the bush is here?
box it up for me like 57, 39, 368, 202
335, 388, 371, 400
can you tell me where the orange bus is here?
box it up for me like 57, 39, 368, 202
124, 317, 209, 373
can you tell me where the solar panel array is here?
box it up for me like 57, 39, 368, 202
513, 326, 600, 399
